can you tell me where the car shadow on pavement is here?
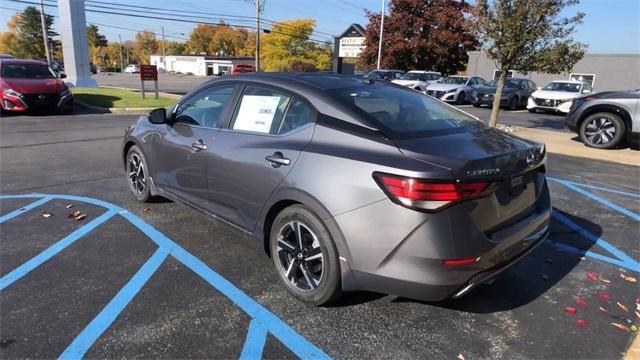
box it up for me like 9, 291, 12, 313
390, 209, 602, 313
568, 135, 640, 151
525, 115, 568, 131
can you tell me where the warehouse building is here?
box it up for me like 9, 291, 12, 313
466, 51, 640, 91
149, 55, 255, 76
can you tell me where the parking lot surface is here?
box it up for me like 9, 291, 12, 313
1, 111, 639, 359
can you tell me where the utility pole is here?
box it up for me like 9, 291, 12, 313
161, 26, 166, 72
376, 0, 385, 70
255, 0, 260, 71
39, 0, 52, 66
118, 34, 124, 73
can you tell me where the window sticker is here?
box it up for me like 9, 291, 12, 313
234, 95, 283, 133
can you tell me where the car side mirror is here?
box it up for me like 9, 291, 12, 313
60, 73, 67, 79
148, 108, 167, 124
582, 89, 591, 94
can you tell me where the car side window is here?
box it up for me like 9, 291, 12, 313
279, 98, 314, 134
529, 80, 536, 89
231, 85, 291, 134
174, 84, 236, 128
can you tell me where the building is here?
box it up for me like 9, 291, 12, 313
466, 51, 640, 91
149, 55, 255, 76
332, 24, 366, 75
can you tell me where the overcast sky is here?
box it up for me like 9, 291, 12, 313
0, 0, 638, 53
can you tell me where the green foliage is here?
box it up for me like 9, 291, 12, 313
87, 25, 108, 64
166, 41, 187, 56
472, 0, 587, 126
133, 31, 158, 64
0, 7, 59, 59
260, 19, 332, 71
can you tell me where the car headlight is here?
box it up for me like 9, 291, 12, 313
3, 88, 22, 98
445, 88, 457, 94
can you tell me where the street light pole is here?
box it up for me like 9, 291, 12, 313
255, 0, 260, 71
161, 26, 166, 71
118, 34, 124, 73
376, 0, 385, 70
39, 0, 52, 66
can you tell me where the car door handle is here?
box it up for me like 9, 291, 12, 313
265, 152, 291, 167
191, 139, 207, 151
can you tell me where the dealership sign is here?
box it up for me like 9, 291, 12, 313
339, 37, 364, 58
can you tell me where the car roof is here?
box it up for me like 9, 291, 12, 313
446, 75, 469, 78
408, 70, 441, 74
550, 80, 583, 84
0, 59, 48, 66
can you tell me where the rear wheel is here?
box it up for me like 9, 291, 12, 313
270, 205, 342, 305
579, 112, 625, 149
456, 92, 465, 105
472, 102, 480, 108
126, 145, 151, 202
528, 108, 537, 113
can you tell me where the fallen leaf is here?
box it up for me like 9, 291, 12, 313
67, 210, 81, 219
586, 272, 598, 281
65, 204, 74, 209
457, 354, 465, 360
565, 306, 577, 315
617, 302, 629, 312
41, 211, 52, 218
143, 208, 151, 213
575, 319, 588, 328
577, 296, 588, 308
620, 274, 637, 283
74, 214, 87, 221
631, 325, 639, 332
579, 256, 587, 261
611, 322, 630, 332
599, 293, 610, 302
599, 306, 609, 313
635, 311, 640, 319
600, 277, 611, 284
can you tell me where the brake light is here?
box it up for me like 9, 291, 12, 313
374, 173, 495, 211
443, 256, 480, 266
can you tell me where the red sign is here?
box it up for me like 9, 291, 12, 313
140, 65, 158, 81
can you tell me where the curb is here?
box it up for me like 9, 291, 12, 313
97, 85, 182, 100
625, 333, 639, 360
74, 100, 157, 115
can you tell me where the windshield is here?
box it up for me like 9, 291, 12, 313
1, 63, 57, 79
400, 73, 425, 81
542, 82, 581, 92
328, 84, 485, 138
486, 78, 520, 88
441, 76, 468, 85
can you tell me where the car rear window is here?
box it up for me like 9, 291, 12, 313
328, 84, 485, 138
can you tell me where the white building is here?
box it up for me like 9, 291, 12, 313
150, 55, 255, 76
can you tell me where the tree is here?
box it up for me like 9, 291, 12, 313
166, 41, 186, 55
187, 24, 218, 54
473, 0, 587, 126
359, 0, 478, 75
0, 7, 59, 59
289, 59, 317, 72
260, 19, 332, 71
87, 24, 108, 65
133, 30, 158, 64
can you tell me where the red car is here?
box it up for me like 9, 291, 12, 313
0, 59, 73, 114
231, 64, 255, 75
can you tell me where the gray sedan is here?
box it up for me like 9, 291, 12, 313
122, 73, 550, 305
425, 76, 486, 104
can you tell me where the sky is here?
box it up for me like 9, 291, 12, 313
0, 0, 638, 53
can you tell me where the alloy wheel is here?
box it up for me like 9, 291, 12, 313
584, 117, 616, 145
128, 153, 146, 195
276, 221, 324, 291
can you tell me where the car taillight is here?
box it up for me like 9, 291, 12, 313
373, 173, 496, 212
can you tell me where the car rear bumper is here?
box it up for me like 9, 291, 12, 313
335, 175, 551, 301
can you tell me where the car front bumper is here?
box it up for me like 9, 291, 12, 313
334, 174, 551, 301
527, 97, 573, 114
1, 91, 73, 112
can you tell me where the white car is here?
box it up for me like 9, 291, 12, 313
124, 64, 140, 73
527, 80, 593, 114
425, 76, 486, 105
391, 71, 442, 92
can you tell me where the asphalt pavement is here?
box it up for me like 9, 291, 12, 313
1, 111, 639, 359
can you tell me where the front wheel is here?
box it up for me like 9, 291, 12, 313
579, 112, 625, 149
528, 108, 537, 113
126, 145, 152, 202
456, 92, 465, 105
270, 205, 342, 305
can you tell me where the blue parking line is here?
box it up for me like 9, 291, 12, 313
0, 196, 52, 224
0, 193, 330, 359
240, 319, 269, 360
549, 240, 633, 270
59, 247, 169, 360
548, 178, 640, 222
0, 209, 117, 291
547, 177, 640, 198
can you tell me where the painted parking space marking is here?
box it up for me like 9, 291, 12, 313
547, 177, 640, 273
0, 196, 53, 224
0, 193, 329, 360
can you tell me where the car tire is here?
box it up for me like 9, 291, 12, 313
270, 204, 342, 306
473, 102, 480, 108
528, 108, 537, 113
456, 92, 465, 105
508, 96, 518, 111
126, 145, 152, 202
579, 112, 625, 149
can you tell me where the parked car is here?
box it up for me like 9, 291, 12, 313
0, 54, 15, 59
527, 80, 592, 114
122, 73, 550, 305
472, 78, 537, 110
0, 59, 73, 114
566, 88, 639, 149
364, 69, 404, 81
232, 64, 255, 74
89, 62, 97, 74
425, 75, 486, 105
124, 64, 140, 73
391, 71, 442, 92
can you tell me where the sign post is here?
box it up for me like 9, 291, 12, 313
139, 64, 158, 99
